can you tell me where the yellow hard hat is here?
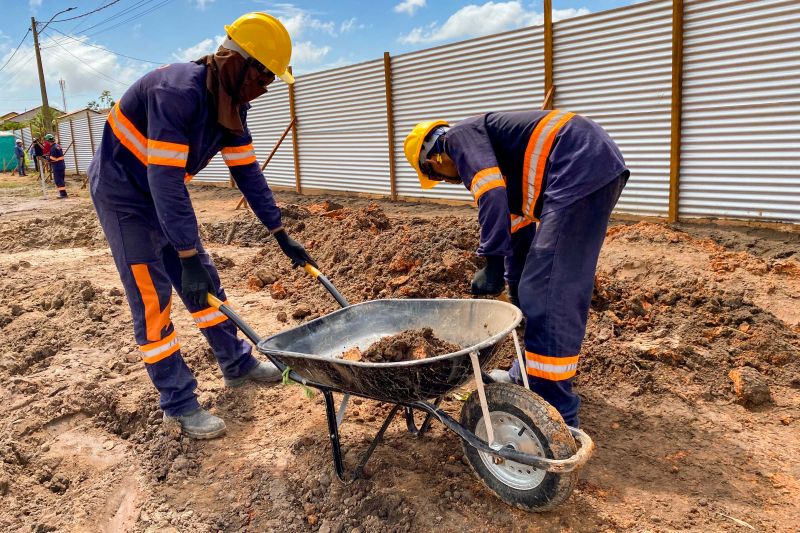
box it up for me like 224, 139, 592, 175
404, 120, 449, 189
225, 12, 295, 84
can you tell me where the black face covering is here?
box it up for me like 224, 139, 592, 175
196, 46, 274, 136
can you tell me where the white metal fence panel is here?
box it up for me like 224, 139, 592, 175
248, 83, 295, 189
293, 60, 389, 195
392, 26, 545, 200
57, 121, 77, 173
193, 85, 296, 187
71, 118, 93, 173
553, 0, 673, 216
679, 0, 800, 222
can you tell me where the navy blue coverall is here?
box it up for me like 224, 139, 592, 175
443, 111, 629, 427
88, 62, 285, 416
49, 142, 66, 197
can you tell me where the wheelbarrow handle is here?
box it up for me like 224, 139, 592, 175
304, 263, 350, 308
207, 294, 263, 346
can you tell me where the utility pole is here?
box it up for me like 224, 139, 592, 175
31, 17, 52, 134
30, 7, 76, 135
59, 79, 68, 113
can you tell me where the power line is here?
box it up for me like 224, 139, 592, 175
0, 29, 31, 74
51, 0, 122, 23
43, 27, 164, 65
84, 0, 173, 39
41, 0, 161, 49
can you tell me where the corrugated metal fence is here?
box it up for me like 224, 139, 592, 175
38, 0, 800, 224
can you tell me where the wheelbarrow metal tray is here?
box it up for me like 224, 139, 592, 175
257, 299, 522, 403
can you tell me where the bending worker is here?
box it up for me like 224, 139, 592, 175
404, 111, 629, 427
88, 12, 315, 439
46, 134, 67, 198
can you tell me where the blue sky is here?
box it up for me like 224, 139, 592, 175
0, 0, 639, 114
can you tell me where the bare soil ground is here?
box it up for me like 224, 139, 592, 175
0, 173, 798, 533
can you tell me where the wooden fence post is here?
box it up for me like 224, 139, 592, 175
383, 52, 398, 200
68, 118, 79, 175
287, 66, 301, 194
668, 0, 685, 223
87, 113, 95, 154
543, 0, 555, 109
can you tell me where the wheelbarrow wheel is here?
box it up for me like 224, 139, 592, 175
460, 382, 578, 512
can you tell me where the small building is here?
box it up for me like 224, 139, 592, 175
0, 112, 19, 125
55, 108, 104, 125
10, 105, 64, 125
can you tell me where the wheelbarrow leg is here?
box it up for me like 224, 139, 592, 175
404, 397, 442, 437
323, 390, 346, 481
352, 404, 401, 481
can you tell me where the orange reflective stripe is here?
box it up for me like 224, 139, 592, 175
184, 173, 193, 183
140, 330, 180, 364
191, 302, 229, 329
148, 139, 189, 153
147, 139, 189, 168
469, 167, 505, 202
221, 144, 254, 154
221, 144, 257, 167
108, 104, 147, 166
131, 264, 172, 342
530, 112, 575, 217
510, 215, 533, 234
57, 186, 66, 191
525, 351, 579, 381
521, 110, 576, 219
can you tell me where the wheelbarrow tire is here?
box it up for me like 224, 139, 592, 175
460, 382, 578, 512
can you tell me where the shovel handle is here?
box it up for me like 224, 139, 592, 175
207, 294, 263, 345
303, 263, 350, 309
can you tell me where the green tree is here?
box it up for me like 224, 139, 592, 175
88, 90, 116, 112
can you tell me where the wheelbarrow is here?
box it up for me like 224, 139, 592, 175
207, 264, 594, 512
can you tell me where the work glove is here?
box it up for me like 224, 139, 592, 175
471, 255, 506, 296
507, 282, 520, 308
274, 229, 318, 268
180, 254, 215, 308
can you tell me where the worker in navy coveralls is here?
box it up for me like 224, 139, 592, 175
44, 134, 67, 198
88, 13, 315, 439
404, 111, 629, 428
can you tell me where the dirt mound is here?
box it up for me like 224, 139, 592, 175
347, 327, 462, 363
203, 203, 481, 318
0, 205, 105, 252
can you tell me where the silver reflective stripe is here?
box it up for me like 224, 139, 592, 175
141, 336, 179, 359
526, 360, 578, 374
194, 310, 225, 325
470, 171, 504, 199
148, 146, 188, 162
110, 105, 147, 157
222, 150, 255, 162
524, 110, 570, 213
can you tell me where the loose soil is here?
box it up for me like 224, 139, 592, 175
0, 173, 798, 532
348, 328, 461, 363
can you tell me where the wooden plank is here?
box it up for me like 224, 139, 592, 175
287, 66, 301, 194
668, 0, 684, 223
383, 52, 397, 201
543, 0, 554, 109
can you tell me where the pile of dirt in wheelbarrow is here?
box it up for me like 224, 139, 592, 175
342, 328, 462, 363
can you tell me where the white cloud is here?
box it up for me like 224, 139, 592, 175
195, 0, 214, 10
339, 18, 365, 34
292, 41, 331, 66
172, 34, 225, 62
394, 0, 426, 16
273, 4, 337, 37
399, 2, 590, 44
0, 33, 148, 112
29, 0, 42, 8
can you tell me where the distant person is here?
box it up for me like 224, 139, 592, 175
45, 134, 67, 198
31, 137, 44, 172
42, 135, 52, 156
404, 111, 629, 428
14, 139, 26, 176
87, 12, 315, 439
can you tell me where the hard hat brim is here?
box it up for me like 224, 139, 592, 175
410, 120, 449, 189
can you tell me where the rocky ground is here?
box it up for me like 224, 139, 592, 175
0, 173, 798, 532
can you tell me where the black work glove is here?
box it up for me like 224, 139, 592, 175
180, 254, 215, 308
471, 255, 506, 296
507, 282, 520, 308
274, 229, 318, 268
